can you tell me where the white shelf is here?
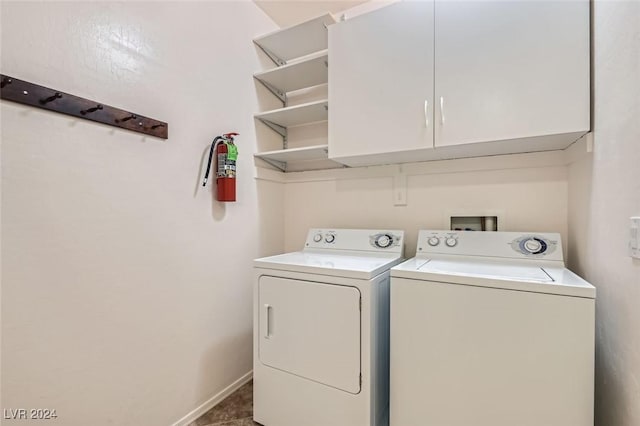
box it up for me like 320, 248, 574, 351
254, 145, 344, 172
254, 13, 336, 65
254, 51, 328, 97
256, 144, 329, 162
255, 100, 328, 135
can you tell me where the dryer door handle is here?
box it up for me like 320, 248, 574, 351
263, 304, 272, 339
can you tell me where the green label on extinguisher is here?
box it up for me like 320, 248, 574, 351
226, 143, 238, 161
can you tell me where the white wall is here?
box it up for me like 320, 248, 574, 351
0, 2, 282, 425
567, 2, 640, 425
282, 156, 569, 257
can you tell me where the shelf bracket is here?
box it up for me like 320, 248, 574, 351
257, 118, 287, 138
257, 118, 288, 149
257, 156, 287, 172
253, 42, 286, 67
254, 77, 287, 105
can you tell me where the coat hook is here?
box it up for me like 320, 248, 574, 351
116, 113, 137, 123
81, 104, 103, 115
0, 75, 168, 139
40, 92, 63, 105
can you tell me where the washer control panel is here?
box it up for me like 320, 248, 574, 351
416, 230, 563, 262
305, 228, 404, 254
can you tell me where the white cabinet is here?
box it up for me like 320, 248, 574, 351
329, 0, 590, 167
434, 0, 590, 148
329, 2, 435, 162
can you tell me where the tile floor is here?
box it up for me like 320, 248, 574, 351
189, 380, 260, 426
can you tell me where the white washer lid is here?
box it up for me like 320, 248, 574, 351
255, 251, 404, 280
392, 258, 596, 299
420, 259, 553, 283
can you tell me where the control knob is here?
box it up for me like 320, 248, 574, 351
374, 234, 393, 248
428, 237, 440, 246
522, 237, 546, 254
325, 234, 335, 243
445, 237, 458, 247
313, 233, 323, 242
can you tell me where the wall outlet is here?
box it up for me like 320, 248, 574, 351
630, 217, 640, 259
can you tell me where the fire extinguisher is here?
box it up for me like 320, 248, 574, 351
202, 132, 238, 202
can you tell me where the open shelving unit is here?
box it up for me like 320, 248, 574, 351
253, 13, 343, 173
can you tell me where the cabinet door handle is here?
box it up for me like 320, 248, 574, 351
440, 96, 445, 125
263, 304, 272, 339
424, 100, 429, 128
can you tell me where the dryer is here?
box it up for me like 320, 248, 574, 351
390, 230, 595, 426
254, 228, 405, 426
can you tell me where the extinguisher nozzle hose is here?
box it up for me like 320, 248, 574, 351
202, 136, 224, 187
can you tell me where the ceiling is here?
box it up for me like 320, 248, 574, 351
254, 0, 369, 27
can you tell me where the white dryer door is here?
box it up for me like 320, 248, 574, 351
258, 276, 361, 394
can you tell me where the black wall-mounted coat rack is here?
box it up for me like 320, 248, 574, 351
0, 74, 168, 139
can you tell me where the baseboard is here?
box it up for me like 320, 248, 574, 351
171, 370, 253, 426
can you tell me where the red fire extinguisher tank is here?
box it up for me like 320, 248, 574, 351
202, 133, 238, 202
216, 141, 236, 202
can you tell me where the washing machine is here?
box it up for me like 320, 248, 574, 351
390, 230, 595, 426
253, 228, 405, 426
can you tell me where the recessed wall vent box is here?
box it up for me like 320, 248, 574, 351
451, 216, 498, 232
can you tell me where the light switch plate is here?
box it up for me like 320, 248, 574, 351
393, 169, 407, 206
630, 217, 640, 259
585, 132, 594, 153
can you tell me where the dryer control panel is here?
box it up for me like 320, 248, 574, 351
509, 235, 558, 258
305, 228, 404, 254
417, 230, 563, 262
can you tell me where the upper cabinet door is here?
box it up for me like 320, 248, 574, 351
329, 1, 435, 165
434, 0, 590, 148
